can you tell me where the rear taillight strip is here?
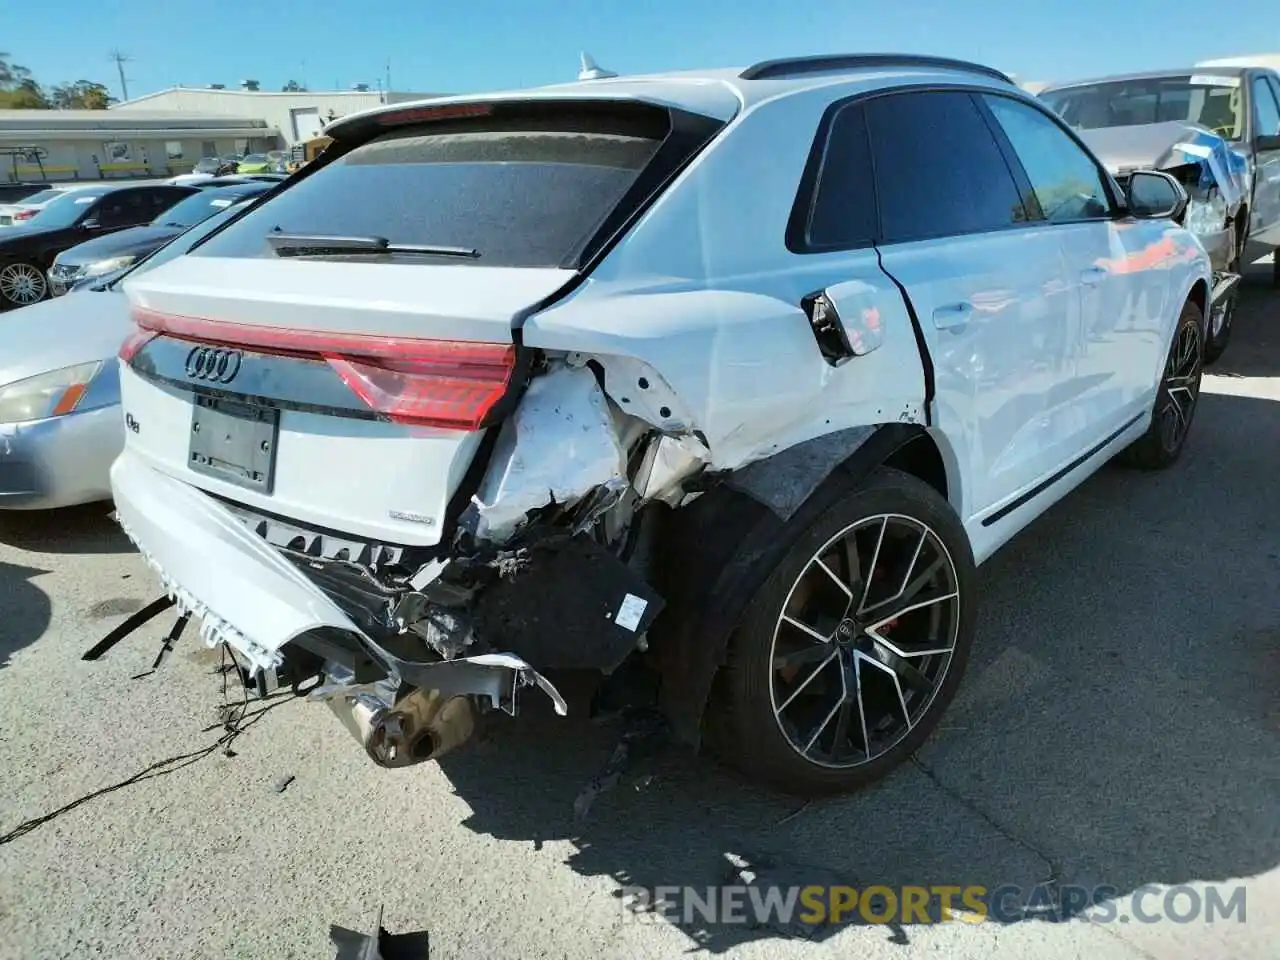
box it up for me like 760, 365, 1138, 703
125, 307, 516, 431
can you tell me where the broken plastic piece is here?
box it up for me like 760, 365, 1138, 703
329, 906, 431, 960
81, 595, 176, 661
110, 449, 376, 675
469, 366, 627, 542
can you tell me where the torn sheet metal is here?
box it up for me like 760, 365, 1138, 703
635, 433, 712, 506
469, 365, 627, 542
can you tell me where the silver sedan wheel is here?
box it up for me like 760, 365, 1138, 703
768, 513, 962, 769
0, 262, 47, 306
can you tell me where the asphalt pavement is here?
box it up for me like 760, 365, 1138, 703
0, 262, 1277, 960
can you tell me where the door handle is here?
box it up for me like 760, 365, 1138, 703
933, 301, 972, 331
1080, 266, 1107, 286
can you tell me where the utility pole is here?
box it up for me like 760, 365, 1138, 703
108, 49, 131, 101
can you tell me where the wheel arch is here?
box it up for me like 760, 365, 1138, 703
1185, 275, 1209, 342
650, 422, 963, 749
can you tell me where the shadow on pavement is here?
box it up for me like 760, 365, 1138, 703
437, 393, 1280, 947
0, 562, 52, 669
0, 501, 132, 555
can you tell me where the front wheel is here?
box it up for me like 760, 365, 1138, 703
712, 467, 976, 796
0, 259, 48, 309
1120, 298, 1203, 470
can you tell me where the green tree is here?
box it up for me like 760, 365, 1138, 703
0, 78, 49, 109
0, 52, 32, 89
50, 80, 113, 109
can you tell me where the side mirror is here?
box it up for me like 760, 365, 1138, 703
81, 218, 101, 230
1255, 133, 1280, 152
1125, 170, 1188, 222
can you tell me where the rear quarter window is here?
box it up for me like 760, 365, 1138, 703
194, 121, 665, 268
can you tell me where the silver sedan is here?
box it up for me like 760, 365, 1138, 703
0, 288, 131, 509
0, 197, 253, 510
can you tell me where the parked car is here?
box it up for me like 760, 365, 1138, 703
0, 182, 51, 206
106, 55, 1211, 796
168, 158, 238, 186
235, 153, 274, 174
0, 199, 256, 509
48, 182, 273, 295
1041, 65, 1280, 293
0, 185, 90, 228
0, 184, 197, 309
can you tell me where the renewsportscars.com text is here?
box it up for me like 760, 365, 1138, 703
621, 883, 1248, 926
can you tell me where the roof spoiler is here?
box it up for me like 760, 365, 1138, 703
740, 53, 1013, 85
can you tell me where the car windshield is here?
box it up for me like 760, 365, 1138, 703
194, 118, 663, 268
194, 158, 223, 172
26, 190, 105, 228
107, 201, 250, 289
150, 189, 262, 228
1041, 75, 1246, 139
242, 154, 268, 163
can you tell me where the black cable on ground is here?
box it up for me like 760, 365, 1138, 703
0, 646, 299, 847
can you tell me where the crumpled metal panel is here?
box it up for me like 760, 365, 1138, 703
1079, 120, 1246, 212
469, 365, 628, 542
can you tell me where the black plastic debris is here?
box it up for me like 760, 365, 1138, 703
330, 907, 430, 960
573, 708, 669, 820
472, 533, 664, 673
80, 595, 176, 661
130, 614, 190, 680
273, 774, 295, 794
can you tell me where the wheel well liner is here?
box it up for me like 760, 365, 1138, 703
651, 423, 949, 748
1188, 277, 1208, 316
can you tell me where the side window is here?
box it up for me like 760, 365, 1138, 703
91, 196, 131, 227
803, 103, 877, 250
1252, 77, 1280, 136
983, 95, 1113, 223
863, 91, 1027, 243
143, 188, 185, 215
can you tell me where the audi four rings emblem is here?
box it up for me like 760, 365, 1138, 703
184, 346, 243, 384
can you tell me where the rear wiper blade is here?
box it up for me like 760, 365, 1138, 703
265, 233, 479, 259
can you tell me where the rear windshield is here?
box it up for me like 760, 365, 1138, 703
19, 189, 66, 206
1041, 76, 1245, 139
27, 190, 106, 228
193, 117, 665, 268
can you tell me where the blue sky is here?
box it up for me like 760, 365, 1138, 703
5, 0, 1269, 99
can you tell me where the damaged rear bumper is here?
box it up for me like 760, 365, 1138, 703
109, 449, 569, 764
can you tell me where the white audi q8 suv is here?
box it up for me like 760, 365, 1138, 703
104, 54, 1211, 795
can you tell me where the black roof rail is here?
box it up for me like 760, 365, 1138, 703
740, 54, 1014, 85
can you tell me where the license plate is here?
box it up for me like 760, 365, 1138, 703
188, 395, 278, 493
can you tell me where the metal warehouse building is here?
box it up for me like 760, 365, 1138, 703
109, 86, 443, 147
0, 109, 276, 182
1, 86, 444, 183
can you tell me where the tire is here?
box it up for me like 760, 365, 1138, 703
710, 467, 976, 796
1120, 298, 1203, 470
0, 259, 48, 309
